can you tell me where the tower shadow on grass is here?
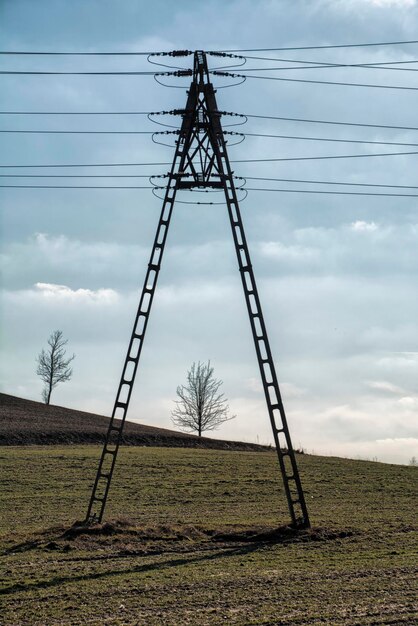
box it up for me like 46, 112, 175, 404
1, 542, 264, 596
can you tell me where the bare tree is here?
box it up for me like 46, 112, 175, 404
171, 361, 235, 437
36, 330, 75, 404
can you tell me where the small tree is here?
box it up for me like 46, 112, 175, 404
171, 361, 235, 437
36, 330, 75, 405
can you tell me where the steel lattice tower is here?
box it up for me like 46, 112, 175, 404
85, 51, 310, 530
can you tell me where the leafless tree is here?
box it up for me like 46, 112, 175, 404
36, 330, 75, 405
171, 361, 235, 437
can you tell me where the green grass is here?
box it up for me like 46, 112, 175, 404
1, 446, 417, 625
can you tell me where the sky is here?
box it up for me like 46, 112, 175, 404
1, 0, 418, 464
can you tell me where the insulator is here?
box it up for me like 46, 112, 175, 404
170, 50, 193, 57
174, 69, 193, 77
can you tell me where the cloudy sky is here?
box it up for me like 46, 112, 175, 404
1, 0, 418, 464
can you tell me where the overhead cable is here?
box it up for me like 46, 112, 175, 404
2, 108, 416, 133
2, 183, 418, 197
0, 50, 192, 56
237, 62, 418, 73
0, 174, 158, 178
0, 70, 161, 76
1, 110, 418, 133
233, 149, 418, 162
239, 132, 418, 148
4, 129, 418, 147
212, 70, 418, 91
2, 173, 417, 190
239, 176, 418, 190
2, 149, 418, 169
5, 67, 418, 89
1, 41, 418, 54
0, 161, 172, 168
243, 187, 418, 198
211, 40, 418, 52
0, 110, 153, 115
0, 184, 157, 189
242, 113, 418, 132
238, 55, 418, 70
0, 129, 158, 135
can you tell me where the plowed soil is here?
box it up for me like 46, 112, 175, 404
0, 393, 267, 451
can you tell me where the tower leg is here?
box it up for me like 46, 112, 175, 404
85, 89, 198, 524
202, 61, 310, 529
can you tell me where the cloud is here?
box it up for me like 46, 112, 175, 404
3, 282, 119, 308
365, 0, 416, 6
318, 437, 418, 465
1, 233, 150, 291
245, 377, 263, 394
34, 282, 118, 303
326, 0, 416, 12
367, 380, 406, 394
350, 221, 378, 232
259, 241, 319, 264
397, 396, 418, 409
256, 222, 418, 278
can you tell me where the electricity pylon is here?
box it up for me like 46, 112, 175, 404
85, 50, 310, 529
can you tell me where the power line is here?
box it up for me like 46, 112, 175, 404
2, 173, 416, 190
3, 129, 418, 147
2, 149, 418, 169
0, 161, 171, 168
2, 183, 417, 197
239, 63, 418, 73
1, 110, 416, 133
234, 150, 418, 162
0, 184, 156, 189
0, 129, 158, 135
238, 62, 418, 74
241, 133, 418, 148
244, 187, 418, 198
0, 174, 158, 178
240, 176, 418, 190
0, 50, 164, 56
231, 58, 418, 73
239, 55, 418, 70
1, 41, 418, 55
213, 70, 418, 91
0, 111, 153, 115
0, 70, 159, 76
243, 113, 418, 132
6, 67, 417, 89
212, 40, 418, 52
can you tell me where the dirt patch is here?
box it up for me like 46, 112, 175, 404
63, 518, 206, 542
4, 519, 354, 557
60, 519, 354, 550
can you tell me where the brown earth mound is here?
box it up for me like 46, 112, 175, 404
0, 393, 268, 451
5, 517, 354, 558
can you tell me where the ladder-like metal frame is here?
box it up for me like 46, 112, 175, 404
85, 51, 310, 529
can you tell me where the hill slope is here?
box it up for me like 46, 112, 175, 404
0, 393, 266, 451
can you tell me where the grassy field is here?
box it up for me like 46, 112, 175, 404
0, 445, 417, 625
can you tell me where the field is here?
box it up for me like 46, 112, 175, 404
0, 445, 417, 625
